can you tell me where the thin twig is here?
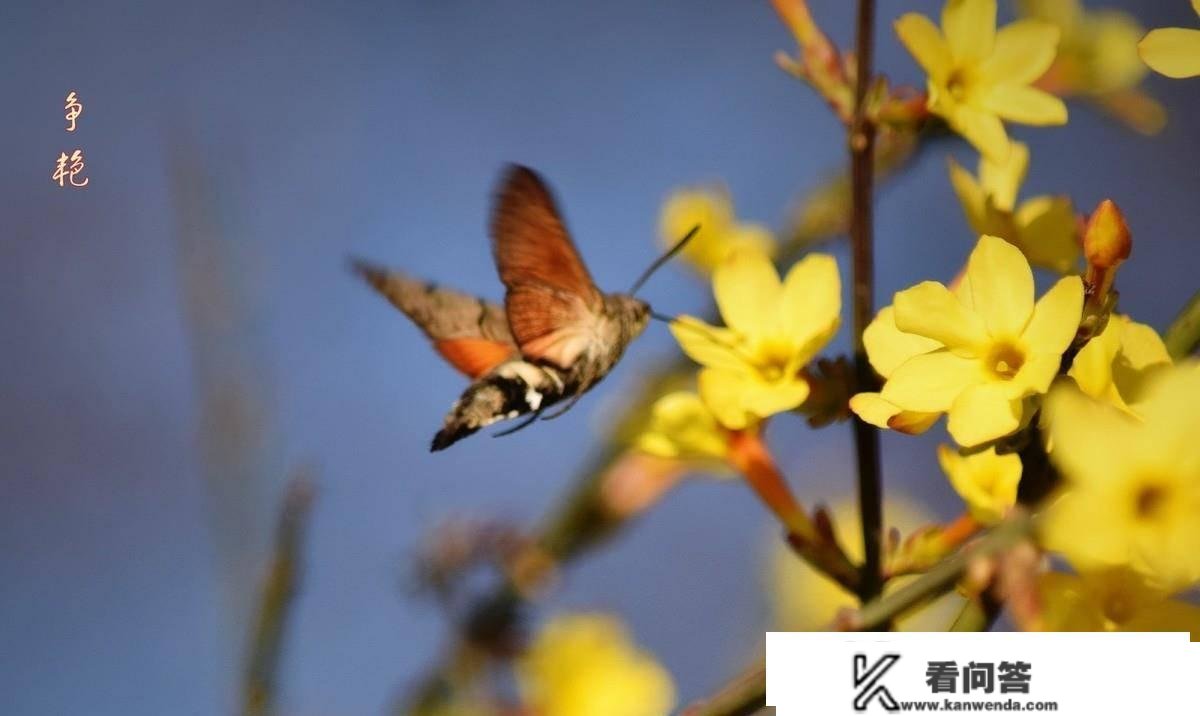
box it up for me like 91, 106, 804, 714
856, 513, 1032, 631
681, 661, 767, 716
848, 0, 884, 605
242, 476, 316, 716
685, 514, 1034, 715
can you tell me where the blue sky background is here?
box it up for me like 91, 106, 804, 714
2, 1, 1199, 714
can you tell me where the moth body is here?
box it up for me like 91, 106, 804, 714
355, 165, 653, 451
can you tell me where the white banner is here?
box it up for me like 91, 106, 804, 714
767, 631, 1200, 714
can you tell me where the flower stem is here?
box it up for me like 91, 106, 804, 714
1165, 288, 1200, 360
728, 430, 860, 591
849, 0, 884, 605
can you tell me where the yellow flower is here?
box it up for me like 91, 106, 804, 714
895, 0, 1068, 160
1068, 314, 1171, 415
767, 498, 964, 631
671, 246, 841, 430
517, 613, 675, 716
1039, 566, 1200, 638
636, 391, 734, 469
849, 306, 943, 436
851, 235, 1084, 447
938, 444, 1021, 524
1041, 364, 1200, 590
659, 187, 776, 274
1139, 0, 1200, 78
947, 141, 1079, 273
1019, 0, 1148, 95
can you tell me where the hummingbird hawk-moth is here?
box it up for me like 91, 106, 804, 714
354, 165, 694, 451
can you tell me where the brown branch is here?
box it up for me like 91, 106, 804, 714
848, 0, 884, 605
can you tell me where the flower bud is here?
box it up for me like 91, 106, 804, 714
1083, 199, 1132, 271
1083, 199, 1131, 311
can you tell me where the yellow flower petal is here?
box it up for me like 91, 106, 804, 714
938, 444, 1021, 523
980, 19, 1060, 85
896, 13, 953, 81
637, 392, 730, 462
1122, 598, 1200, 639
1043, 380, 1139, 489
947, 381, 1023, 446
698, 367, 753, 430
968, 235, 1035, 339
943, 0, 997, 62
1038, 572, 1108, 632
1021, 276, 1084, 356
979, 140, 1029, 212
780, 253, 841, 348
1119, 319, 1171, 370
881, 350, 984, 412
863, 306, 941, 378
713, 247, 781, 338
1013, 195, 1080, 273
518, 614, 676, 716
1068, 314, 1124, 400
983, 84, 1069, 125
946, 102, 1011, 161
1087, 12, 1150, 94
849, 392, 940, 435
740, 376, 811, 420
1005, 352, 1062, 399
1139, 27, 1200, 79
670, 317, 747, 373
893, 280, 988, 352
947, 157, 989, 234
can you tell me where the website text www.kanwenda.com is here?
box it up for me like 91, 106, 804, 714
895, 699, 1059, 711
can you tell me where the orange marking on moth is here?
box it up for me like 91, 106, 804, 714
435, 338, 517, 379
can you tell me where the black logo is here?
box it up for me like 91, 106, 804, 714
853, 653, 900, 712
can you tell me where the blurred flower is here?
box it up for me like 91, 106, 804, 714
1041, 364, 1200, 590
1020, 0, 1149, 95
1039, 566, 1200, 638
895, 0, 1067, 160
517, 613, 675, 716
938, 444, 1022, 524
671, 246, 841, 430
1068, 314, 1171, 415
636, 391, 735, 468
851, 236, 1084, 447
767, 498, 964, 631
947, 141, 1079, 273
659, 187, 775, 274
1139, 0, 1200, 78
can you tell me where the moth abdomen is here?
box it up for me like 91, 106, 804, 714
429, 361, 564, 451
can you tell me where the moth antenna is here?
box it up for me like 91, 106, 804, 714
629, 224, 700, 295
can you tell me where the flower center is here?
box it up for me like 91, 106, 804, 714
1134, 482, 1168, 521
1101, 591, 1136, 626
946, 69, 970, 102
752, 338, 795, 382
985, 342, 1026, 380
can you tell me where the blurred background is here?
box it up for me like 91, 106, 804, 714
2, 1, 1199, 713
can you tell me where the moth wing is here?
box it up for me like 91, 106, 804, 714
490, 165, 603, 369
352, 259, 518, 379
